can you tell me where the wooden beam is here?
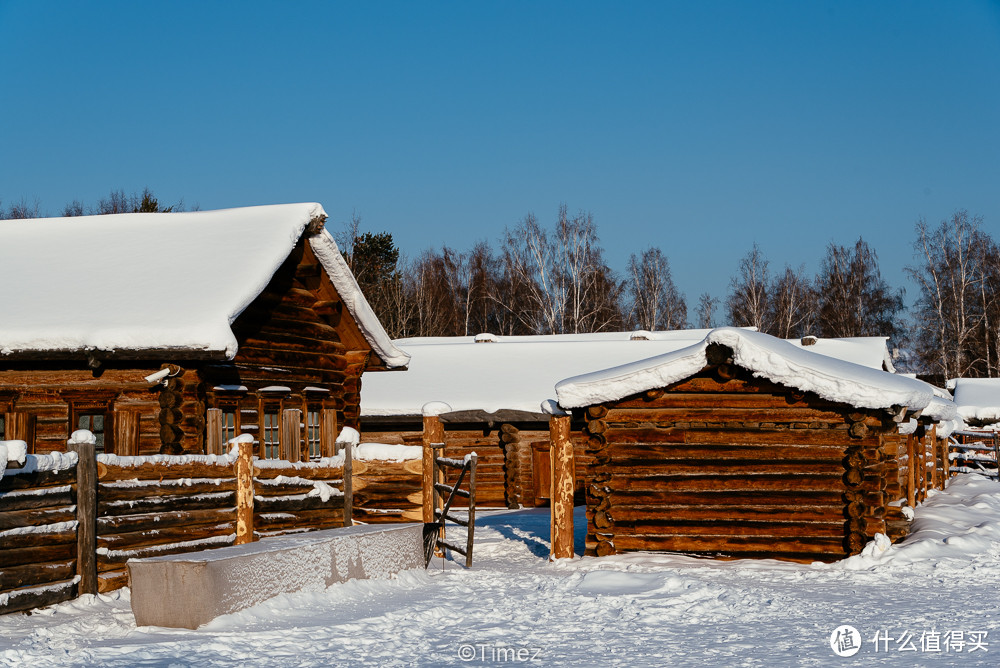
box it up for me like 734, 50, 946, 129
67, 440, 97, 596
206, 408, 223, 456
549, 415, 574, 560
422, 415, 444, 524
235, 440, 255, 544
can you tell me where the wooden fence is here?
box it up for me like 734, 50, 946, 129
1, 440, 351, 615
949, 430, 999, 480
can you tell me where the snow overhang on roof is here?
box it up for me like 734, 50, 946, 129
950, 378, 1000, 423
555, 327, 955, 421
0, 203, 408, 368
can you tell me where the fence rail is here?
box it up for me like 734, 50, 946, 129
949, 430, 999, 481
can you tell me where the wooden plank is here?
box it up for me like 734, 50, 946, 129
253, 465, 345, 480
609, 392, 846, 411
0, 505, 76, 531
98, 522, 235, 552
206, 408, 224, 456
0, 579, 77, 615
0, 487, 75, 513
98, 462, 234, 481
114, 410, 140, 457
604, 473, 847, 493
0, 542, 77, 569
68, 441, 97, 596
608, 533, 848, 556
0, 560, 76, 592
97, 507, 235, 534
607, 504, 845, 522
98, 570, 128, 594
98, 479, 237, 502
343, 441, 353, 527
607, 406, 846, 424
5, 412, 36, 454
0, 467, 76, 492
0, 525, 76, 550
607, 518, 847, 537
98, 492, 235, 517
605, 441, 848, 460
599, 460, 847, 476
321, 408, 338, 458
253, 495, 345, 513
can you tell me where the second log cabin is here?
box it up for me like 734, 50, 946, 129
554, 327, 957, 562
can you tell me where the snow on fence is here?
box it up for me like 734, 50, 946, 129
948, 430, 999, 481
1, 437, 353, 616
0, 450, 80, 615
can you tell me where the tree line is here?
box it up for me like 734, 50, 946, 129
3, 191, 996, 379
342, 207, 999, 381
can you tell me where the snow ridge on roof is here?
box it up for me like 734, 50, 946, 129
0, 203, 407, 367
951, 378, 1000, 423
555, 327, 951, 419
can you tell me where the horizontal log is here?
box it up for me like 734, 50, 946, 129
608, 533, 848, 558
606, 504, 849, 523
254, 508, 348, 531
0, 542, 76, 569
253, 494, 345, 513
0, 525, 76, 551
0, 487, 75, 512
605, 473, 847, 493
598, 460, 847, 476
98, 462, 234, 481
97, 507, 235, 534
604, 441, 849, 461
98, 479, 236, 502
0, 467, 77, 492
607, 406, 846, 424
0, 505, 76, 531
97, 522, 235, 552
0, 579, 77, 615
254, 465, 346, 480
98, 570, 128, 593
0, 559, 76, 592
97, 536, 235, 571
606, 518, 848, 538
609, 392, 849, 412
254, 482, 345, 498
98, 491, 235, 517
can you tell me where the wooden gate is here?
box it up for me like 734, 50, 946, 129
423, 447, 477, 567
949, 430, 999, 480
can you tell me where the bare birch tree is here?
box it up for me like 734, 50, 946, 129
626, 247, 687, 330
768, 265, 816, 339
816, 238, 903, 339
726, 244, 771, 331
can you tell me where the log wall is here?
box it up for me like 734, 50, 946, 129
0, 454, 80, 614
360, 421, 592, 510
583, 370, 925, 562
352, 458, 423, 524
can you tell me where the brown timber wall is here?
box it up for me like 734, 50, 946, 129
352, 458, 423, 524
0, 454, 80, 614
2, 450, 351, 615
583, 371, 917, 562
361, 421, 592, 510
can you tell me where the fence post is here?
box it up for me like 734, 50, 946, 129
906, 434, 916, 508
422, 415, 444, 524
235, 439, 255, 545
549, 415, 575, 560
67, 436, 97, 596
343, 440, 353, 527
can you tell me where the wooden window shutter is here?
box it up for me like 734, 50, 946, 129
320, 408, 338, 457
280, 409, 302, 462
5, 412, 36, 454
206, 408, 224, 455
114, 411, 140, 456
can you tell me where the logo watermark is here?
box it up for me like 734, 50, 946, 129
829, 626, 989, 656
457, 644, 542, 663
830, 625, 862, 657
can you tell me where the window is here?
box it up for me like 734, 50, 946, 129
62, 392, 117, 455
306, 409, 321, 459
76, 412, 108, 454
261, 403, 281, 459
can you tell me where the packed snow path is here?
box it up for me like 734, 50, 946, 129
2, 474, 1000, 666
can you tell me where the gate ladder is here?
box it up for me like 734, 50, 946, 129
424, 449, 477, 567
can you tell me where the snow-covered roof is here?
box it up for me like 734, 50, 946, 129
361, 330, 716, 418
0, 203, 408, 367
360, 329, 905, 419
788, 336, 895, 373
555, 328, 955, 420
950, 378, 1000, 423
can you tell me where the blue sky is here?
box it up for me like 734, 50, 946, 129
1, 1, 998, 311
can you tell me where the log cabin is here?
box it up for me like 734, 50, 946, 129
0, 203, 409, 459
360, 330, 901, 510
554, 327, 957, 562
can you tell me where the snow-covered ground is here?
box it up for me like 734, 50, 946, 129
3, 474, 1000, 667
